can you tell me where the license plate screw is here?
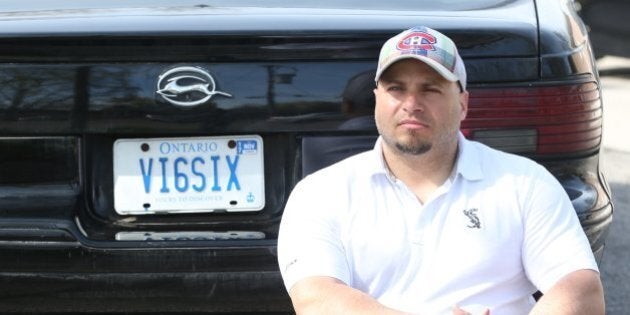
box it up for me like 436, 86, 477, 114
228, 140, 236, 149
141, 143, 150, 152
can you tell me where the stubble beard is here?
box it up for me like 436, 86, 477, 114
394, 138, 432, 155
385, 130, 433, 156
382, 126, 461, 157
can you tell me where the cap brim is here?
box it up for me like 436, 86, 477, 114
375, 55, 459, 83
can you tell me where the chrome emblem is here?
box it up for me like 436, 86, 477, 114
156, 66, 232, 107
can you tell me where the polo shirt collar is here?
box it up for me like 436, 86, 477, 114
454, 132, 484, 181
368, 137, 393, 180
368, 132, 484, 182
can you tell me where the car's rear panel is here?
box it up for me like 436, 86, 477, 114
0, 0, 612, 312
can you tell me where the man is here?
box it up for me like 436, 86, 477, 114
277, 26, 604, 314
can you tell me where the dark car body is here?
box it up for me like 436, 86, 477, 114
577, 0, 630, 58
0, 0, 613, 313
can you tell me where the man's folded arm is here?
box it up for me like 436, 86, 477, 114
530, 269, 604, 315
289, 276, 410, 315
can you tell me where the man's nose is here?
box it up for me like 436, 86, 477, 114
402, 92, 424, 112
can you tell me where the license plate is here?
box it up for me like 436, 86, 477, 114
113, 135, 264, 215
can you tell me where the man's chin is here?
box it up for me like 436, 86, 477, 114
394, 141, 432, 155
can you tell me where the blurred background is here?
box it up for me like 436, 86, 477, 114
596, 56, 630, 315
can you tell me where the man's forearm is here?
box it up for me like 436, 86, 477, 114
530, 269, 604, 315
289, 276, 410, 315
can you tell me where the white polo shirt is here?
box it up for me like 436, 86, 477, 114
277, 133, 598, 314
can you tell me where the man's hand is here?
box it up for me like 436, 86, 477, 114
452, 305, 490, 315
530, 269, 604, 314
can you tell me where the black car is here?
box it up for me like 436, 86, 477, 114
577, 0, 630, 58
0, 0, 613, 313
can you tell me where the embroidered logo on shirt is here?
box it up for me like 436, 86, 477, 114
463, 208, 481, 229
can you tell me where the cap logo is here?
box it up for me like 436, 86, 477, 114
396, 32, 436, 51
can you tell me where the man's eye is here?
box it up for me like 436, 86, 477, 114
387, 86, 403, 91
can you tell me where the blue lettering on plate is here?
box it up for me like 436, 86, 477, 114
226, 155, 241, 191
237, 140, 258, 155
191, 157, 206, 192
138, 154, 241, 194
139, 158, 153, 193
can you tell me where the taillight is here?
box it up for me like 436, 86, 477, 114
462, 82, 602, 155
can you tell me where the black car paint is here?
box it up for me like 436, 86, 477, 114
577, 0, 630, 59
0, 0, 613, 313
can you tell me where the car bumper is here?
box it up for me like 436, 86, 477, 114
0, 227, 292, 313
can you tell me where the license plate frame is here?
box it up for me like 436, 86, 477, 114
113, 135, 265, 215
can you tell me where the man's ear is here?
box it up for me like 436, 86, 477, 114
459, 90, 469, 121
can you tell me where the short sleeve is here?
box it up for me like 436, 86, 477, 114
277, 176, 351, 292
521, 165, 599, 292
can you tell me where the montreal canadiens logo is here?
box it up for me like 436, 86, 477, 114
397, 32, 436, 51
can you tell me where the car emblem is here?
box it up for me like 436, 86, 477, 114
156, 66, 232, 107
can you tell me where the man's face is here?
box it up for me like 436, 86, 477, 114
374, 58, 468, 156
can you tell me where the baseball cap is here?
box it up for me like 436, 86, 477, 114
375, 26, 467, 91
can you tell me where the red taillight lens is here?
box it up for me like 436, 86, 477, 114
461, 82, 602, 155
